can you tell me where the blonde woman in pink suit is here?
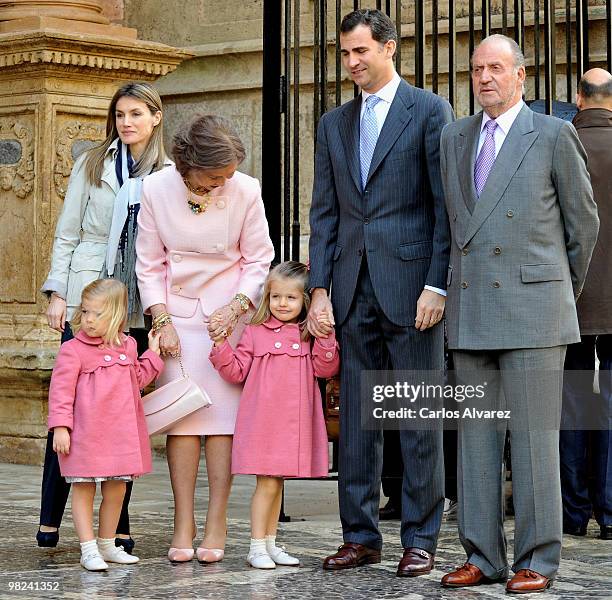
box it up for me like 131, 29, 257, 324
135, 115, 274, 563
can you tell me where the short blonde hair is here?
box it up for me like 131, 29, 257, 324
71, 279, 128, 346
251, 261, 311, 340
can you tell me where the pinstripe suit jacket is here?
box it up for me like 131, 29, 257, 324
440, 105, 599, 350
308, 79, 454, 326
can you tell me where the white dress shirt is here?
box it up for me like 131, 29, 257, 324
361, 72, 446, 298
477, 99, 525, 158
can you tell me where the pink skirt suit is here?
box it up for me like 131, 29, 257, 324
135, 166, 274, 434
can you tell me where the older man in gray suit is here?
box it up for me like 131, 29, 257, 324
308, 9, 454, 576
439, 34, 599, 593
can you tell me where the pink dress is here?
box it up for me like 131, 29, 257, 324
47, 331, 164, 478
136, 166, 274, 435
209, 317, 340, 478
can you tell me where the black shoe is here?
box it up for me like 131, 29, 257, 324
379, 499, 401, 520
599, 526, 612, 540
563, 524, 587, 537
115, 537, 135, 554
36, 529, 59, 548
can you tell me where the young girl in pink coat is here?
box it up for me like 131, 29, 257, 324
48, 279, 164, 571
209, 261, 339, 569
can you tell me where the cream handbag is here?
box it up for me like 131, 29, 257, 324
142, 358, 212, 435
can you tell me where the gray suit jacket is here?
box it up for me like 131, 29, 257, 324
309, 79, 454, 326
440, 104, 599, 350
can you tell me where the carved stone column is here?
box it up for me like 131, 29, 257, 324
0, 1, 191, 463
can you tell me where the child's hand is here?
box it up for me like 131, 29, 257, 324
208, 326, 228, 347
211, 333, 227, 347
317, 310, 333, 330
53, 427, 70, 455
148, 329, 161, 355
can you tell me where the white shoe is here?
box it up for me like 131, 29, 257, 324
247, 551, 276, 569
99, 544, 139, 564
443, 498, 458, 521
267, 545, 300, 566
80, 550, 108, 571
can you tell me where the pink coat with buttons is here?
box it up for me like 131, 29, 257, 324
48, 331, 164, 478
136, 166, 274, 318
209, 317, 340, 478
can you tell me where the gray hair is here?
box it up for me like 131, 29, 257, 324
472, 34, 525, 70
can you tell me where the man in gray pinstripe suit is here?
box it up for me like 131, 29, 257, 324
439, 35, 599, 593
307, 9, 454, 576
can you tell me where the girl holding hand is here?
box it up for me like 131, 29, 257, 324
209, 261, 339, 568
48, 279, 164, 571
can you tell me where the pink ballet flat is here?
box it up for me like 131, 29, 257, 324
168, 547, 194, 563
196, 547, 224, 563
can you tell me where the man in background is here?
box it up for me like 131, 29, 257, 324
561, 68, 612, 542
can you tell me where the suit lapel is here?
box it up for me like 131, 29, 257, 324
457, 114, 481, 214
339, 96, 362, 193
463, 105, 539, 246
365, 80, 413, 187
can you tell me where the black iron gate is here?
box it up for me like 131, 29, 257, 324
261, 1, 612, 261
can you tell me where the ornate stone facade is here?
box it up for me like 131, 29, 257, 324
0, 0, 609, 464
0, 0, 190, 464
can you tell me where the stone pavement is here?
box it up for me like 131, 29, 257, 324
0, 458, 610, 599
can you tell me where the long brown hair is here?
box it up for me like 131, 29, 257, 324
83, 82, 166, 186
251, 262, 311, 341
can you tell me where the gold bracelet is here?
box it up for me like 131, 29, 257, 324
152, 311, 171, 326
152, 313, 172, 332
152, 320, 172, 333
233, 293, 250, 313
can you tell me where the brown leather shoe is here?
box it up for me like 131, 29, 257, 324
396, 547, 434, 577
441, 563, 506, 588
506, 569, 552, 593
322, 542, 381, 570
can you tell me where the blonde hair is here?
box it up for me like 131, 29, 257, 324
251, 261, 311, 340
71, 279, 128, 346
84, 82, 166, 186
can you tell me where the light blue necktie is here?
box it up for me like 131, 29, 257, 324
360, 94, 382, 190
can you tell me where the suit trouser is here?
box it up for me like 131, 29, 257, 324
337, 262, 445, 552
560, 335, 612, 530
39, 322, 140, 534
453, 347, 566, 579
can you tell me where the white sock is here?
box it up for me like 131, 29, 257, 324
265, 535, 277, 552
249, 538, 267, 556
80, 539, 99, 556
96, 537, 116, 552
